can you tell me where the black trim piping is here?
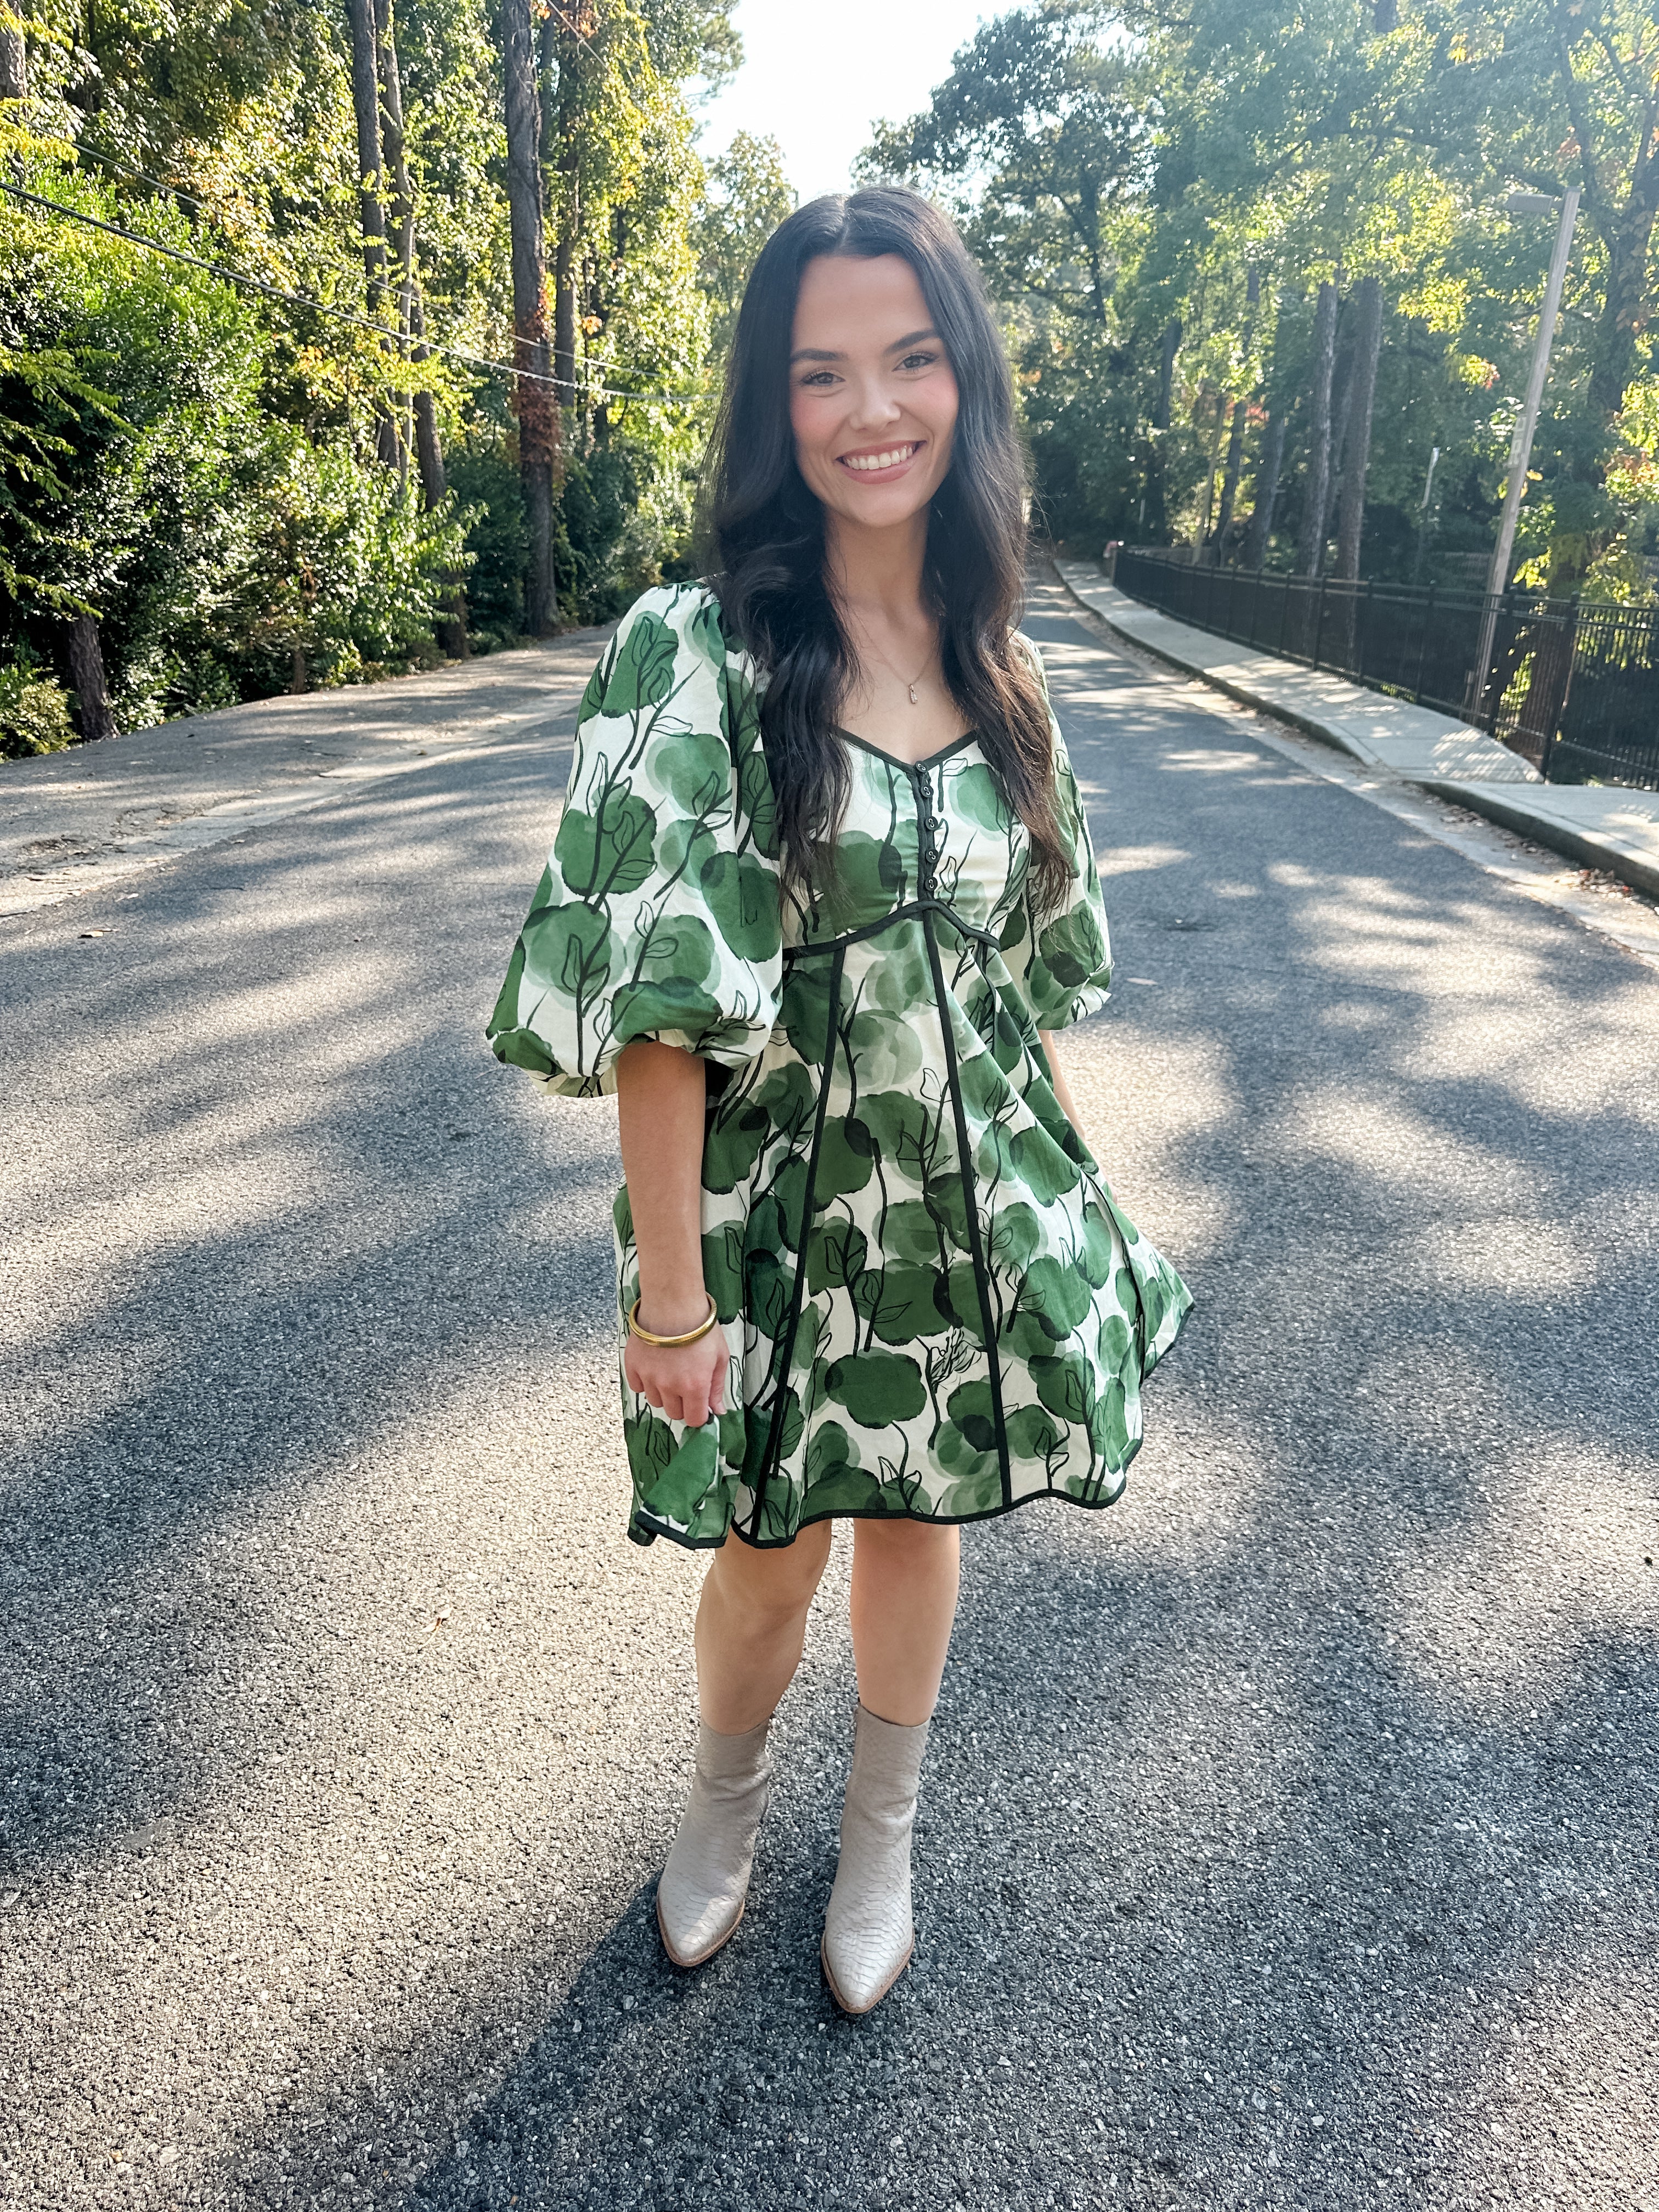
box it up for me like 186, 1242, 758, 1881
748, 940, 846, 1536
627, 1437, 1166, 1551
922, 906, 1013, 1514
836, 726, 980, 772
782, 896, 1001, 962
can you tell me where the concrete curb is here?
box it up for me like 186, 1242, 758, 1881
1412, 779, 1659, 902
1051, 556, 1659, 902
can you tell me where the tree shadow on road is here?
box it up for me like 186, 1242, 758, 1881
3, 586, 1656, 2212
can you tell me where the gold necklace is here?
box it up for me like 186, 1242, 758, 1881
860, 633, 937, 706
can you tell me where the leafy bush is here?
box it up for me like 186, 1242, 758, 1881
447, 447, 531, 649
0, 654, 75, 758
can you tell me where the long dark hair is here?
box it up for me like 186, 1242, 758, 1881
696, 187, 1071, 916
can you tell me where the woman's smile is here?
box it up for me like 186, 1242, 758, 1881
838, 440, 924, 477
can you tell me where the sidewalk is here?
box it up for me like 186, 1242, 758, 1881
1054, 557, 1659, 901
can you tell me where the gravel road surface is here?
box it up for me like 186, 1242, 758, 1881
3, 572, 1656, 2212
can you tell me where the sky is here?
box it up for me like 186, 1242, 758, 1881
698, 0, 994, 202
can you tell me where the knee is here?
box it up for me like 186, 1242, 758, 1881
854, 1517, 959, 1577
708, 1527, 830, 1637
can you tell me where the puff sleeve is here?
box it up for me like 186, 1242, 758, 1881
487, 583, 782, 1097
998, 636, 1113, 1031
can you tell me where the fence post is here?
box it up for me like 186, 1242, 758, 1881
1278, 573, 1291, 657
1415, 584, 1434, 703
1312, 577, 1328, 672
1359, 578, 1374, 682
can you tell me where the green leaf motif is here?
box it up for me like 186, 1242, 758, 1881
700, 849, 783, 962
517, 898, 611, 1008
808, 1216, 868, 1294
952, 761, 1008, 833
687, 591, 728, 669
811, 1114, 876, 1202
705, 1102, 772, 1194
555, 791, 657, 898
654, 727, 731, 815
487, 935, 527, 1039
826, 1349, 928, 1425
494, 586, 1193, 1552
853, 1262, 946, 1346
602, 610, 679, 712
1037, 902, 1108, 994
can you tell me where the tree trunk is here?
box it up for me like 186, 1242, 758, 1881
1335, 274, 1385, 582
502, 0, 557, 634
344, 0, 400, 468
1319, 334, 1356, 560
1144, 317, 1180, 541
1213, 265, 1260, 558
1587, 202, 1658, 424
550, 11, 585, 429
1197, 391, 1227, 555
376, 0, 466, 654
1297, 279, 1339, 576
0, 22, 25, 99
1215, 398, 1248, 552
1243, 409, 1288, 569
68, 614, 116, 742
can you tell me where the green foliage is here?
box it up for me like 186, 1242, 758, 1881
0, 651, 75, 757
696, 131, 795, 358
0, 0, 749, 735
870, 0, 1659, 599
445, 447, 529, 648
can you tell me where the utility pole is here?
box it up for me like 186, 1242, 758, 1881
1468, 187, 1580, 715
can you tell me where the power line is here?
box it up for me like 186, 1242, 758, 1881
1, 179, 711, 407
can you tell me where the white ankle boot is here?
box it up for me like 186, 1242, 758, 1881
656, 1717, 772, 1967
821, 1703, 929, 2013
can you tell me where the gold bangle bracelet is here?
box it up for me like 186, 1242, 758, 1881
627, 1293, 719, 1348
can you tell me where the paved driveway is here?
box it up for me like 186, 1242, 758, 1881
2, 574, 1655, 2212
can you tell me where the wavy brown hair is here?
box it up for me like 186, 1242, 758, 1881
696, 187, 1070, 917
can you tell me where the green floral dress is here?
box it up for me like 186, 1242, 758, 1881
489, 582, 1190, 1549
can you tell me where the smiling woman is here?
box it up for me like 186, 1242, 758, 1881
488, 186, 1190, 2019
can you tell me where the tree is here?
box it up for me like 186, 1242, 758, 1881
500, 0, 558, 633
1335, 272, 1384, 579
696, 131, 794, 359
345, 0, 402, 467
1298, 280, 1340, 574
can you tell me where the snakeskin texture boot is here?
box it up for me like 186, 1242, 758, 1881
821, 1703, 930, 2013
656, 1717, 773, 1968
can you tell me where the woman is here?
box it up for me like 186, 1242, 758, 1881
488, 188, 1190, 2015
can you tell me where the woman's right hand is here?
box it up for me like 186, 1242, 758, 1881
624, 1295, 731, 1429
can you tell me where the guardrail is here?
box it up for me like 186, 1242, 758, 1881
1111, 549, 1659, 792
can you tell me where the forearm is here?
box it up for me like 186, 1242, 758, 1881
1040, 1029, 1085, 1137
616, 1039, 708, 1333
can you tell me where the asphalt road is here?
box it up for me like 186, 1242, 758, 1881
2, 572, 1657, 2212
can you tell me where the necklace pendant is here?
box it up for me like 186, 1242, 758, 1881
907, 681, 919, 704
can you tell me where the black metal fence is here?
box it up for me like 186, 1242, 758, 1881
1111, 548, 1659, 791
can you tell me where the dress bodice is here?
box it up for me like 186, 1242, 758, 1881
785, 732, 1026, 952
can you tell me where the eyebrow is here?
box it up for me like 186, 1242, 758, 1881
788, 326, 941, 366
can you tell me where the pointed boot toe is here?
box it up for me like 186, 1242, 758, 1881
821, 1704, 929, 2015
656, 1717, 772, 1969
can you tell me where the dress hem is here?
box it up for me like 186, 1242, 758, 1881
628, 1446, 1140, 1552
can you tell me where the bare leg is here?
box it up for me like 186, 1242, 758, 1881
849, 1519, 961, 1725
695, 1521, 834, 1734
